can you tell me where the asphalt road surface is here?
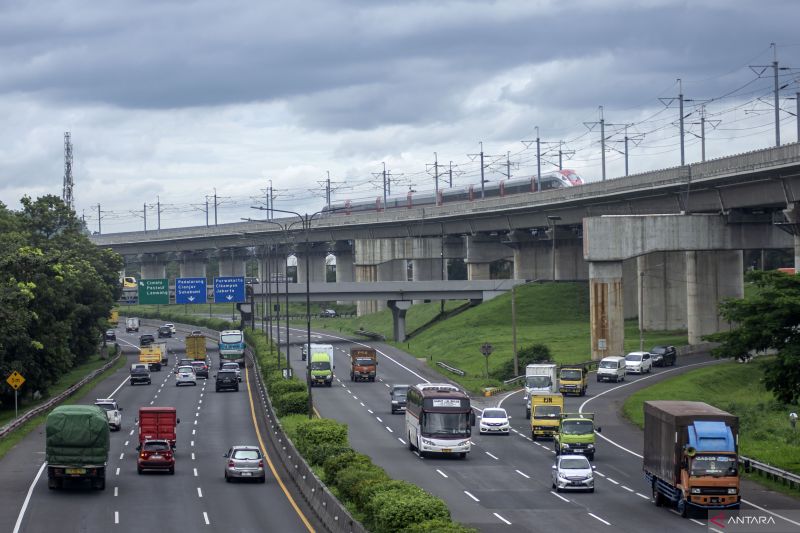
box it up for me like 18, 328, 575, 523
280, 324, 800, 533
2, 323, 320, 533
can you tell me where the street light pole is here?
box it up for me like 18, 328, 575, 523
304, 214, 313, 418
547, 216, 561, 281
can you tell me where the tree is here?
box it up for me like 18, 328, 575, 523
490, 343, 552, 381
705, 270, 800, 403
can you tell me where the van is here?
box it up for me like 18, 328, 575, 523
309, 344, 335, 387
596, 356, 626, 383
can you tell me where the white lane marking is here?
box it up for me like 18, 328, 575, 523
119, 453, 124, 460
485, 451, 499, 460
464, 490, 480, 502
398, 438, 406, 445
367, 409, 374, 414
191, 441, 195, 447
636, 492, 649, 500
12, 462, 46, 533
551, 491, 570, 503
116, 467, 120, 475
606, 478, 619, 485
197, 487, 203, 498
384, 383, 390, 388
203, 512, 210, 525
200, 393, 204, 398
515, 469, 530, 479
107, 374, 130, 398
360, 402, 365, 407
194, 420, 198, 425
192, 453, 196, 460
436, 469, 448, 478
154, 394, 158, 399
376, 416, 383, 423
594, 471, 605, 477
588, 513, 611, 526
194, 468, 198, 477
114, 486, 118, 497
386, 426, 393, 433
199, 399, 203, 404
149, 400, 154, 405
740, 498, 800, 527
192, 429, 196, 435
493, 513, 512, 525
115, 511, 119, 524
353, 396, 358, 400
195, 412, 199, 417
688, 518, 704, 526
129, 429, 134, 436
621, 485, 634, 493
124, 441, 129, 446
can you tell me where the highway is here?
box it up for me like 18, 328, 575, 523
1, 323, 320, 533
280, 325, 800, 532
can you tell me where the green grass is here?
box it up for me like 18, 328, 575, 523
311, 283, 686, 393
623, 359, 800, 475
0, 353, 126, 459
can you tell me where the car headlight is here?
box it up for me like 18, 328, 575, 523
691, 487, 701, 494
561, 443, 570, 449
727, 488, 737, 495
458, 440, 470, 447
391, 400, 398, 404
421, 438, 434, 446
587, 444, 594, 449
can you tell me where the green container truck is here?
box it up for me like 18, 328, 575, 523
46, 405, 110, 490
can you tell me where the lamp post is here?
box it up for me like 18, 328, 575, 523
546, 216, 562, 281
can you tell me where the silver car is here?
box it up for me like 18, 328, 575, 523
94, 398, 123, 431
224, 445, 265, 483
221, 362, 242, 382
176, 366, 197, 386
552, 455, 595, 492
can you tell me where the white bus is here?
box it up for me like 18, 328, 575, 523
405, 383, 475, 459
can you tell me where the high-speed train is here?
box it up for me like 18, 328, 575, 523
325, 169, 584, 215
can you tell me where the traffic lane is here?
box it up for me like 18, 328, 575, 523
194, 364, 313, 533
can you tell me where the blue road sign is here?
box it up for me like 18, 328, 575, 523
176, 277, 207, 304
214, 276, 245, 303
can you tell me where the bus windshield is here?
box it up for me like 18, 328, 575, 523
220, 333, 243, 344
422, 412, 469, 437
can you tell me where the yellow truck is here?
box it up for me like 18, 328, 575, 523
108, 310, 119, 326
559, 366, 588, 396
185, 334, 207, 360
530, 393, 564, 440
139, 346, 162, 371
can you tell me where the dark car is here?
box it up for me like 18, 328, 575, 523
130, 364, 152, 386
390, 384, 409, 414
105, 329, 116, 342
139, 334, 155, 347
157, 326, 172, 338
319, 309, 337, 318
191, 360, 209, 379
176, 358, 194, 373
649, 345, 677, 367
137, 439, 175, 474
215, 370, 239, 392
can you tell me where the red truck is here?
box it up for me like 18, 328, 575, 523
137, 407, 180, 449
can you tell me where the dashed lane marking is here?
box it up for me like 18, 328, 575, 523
621, 485, 634, 493
515, 470, 530, 479
368, 409, 374, 414
485, 452, 499, 460
493, 513, 511, 525
114, 487, 118, 497
197, 487, 203, 498
376, 417, 383, 423
119, 453, 124, 460
636, 492, 650, 500
192, 453, 196, 460
386, 426, 393, 433
550, 491, 569, 503
436, 469, 448, 478
203, 512, 210, 525
588, 513, 610, 526
194, 468, 198, 477
464, 491, 480, 502
398, 438, 406, 445
115, 511, 119, 524
124, 441, 129, 446
607, 478, 619, 485
115, 467, 120, 476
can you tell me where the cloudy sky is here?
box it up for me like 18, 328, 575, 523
1, 0, 798, 233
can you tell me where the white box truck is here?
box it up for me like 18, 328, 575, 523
524, 363, 558, 419
125, 317, 140, 333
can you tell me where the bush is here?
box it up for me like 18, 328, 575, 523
323, 449, 372, 484
269, 379, 307, 397
369, 490, 450, 533
336, 463, 390, 503
490, 343, 552, 381
402, 519, 478, 533
305, 443, 352, 466
361, 480, 426, 523
295, 418, 348, 458
273, 390, 309, 416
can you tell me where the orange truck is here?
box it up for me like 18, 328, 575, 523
350, 347, 377, 382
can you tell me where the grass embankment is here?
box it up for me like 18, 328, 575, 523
623, 359, 800, 475
0, 350, 125, 459
312, 282, 686, 393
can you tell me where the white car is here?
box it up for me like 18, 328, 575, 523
625, 352, 653, 374
95, 398, 123, 431
221, 362, 242, 382
165, 323, 176, 335
479, 407, 510, 435
176, 366, 197, 386
552, 455, 595, 492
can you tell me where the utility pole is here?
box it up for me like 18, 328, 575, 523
205, 197, 209, 226
269, 179, 274, 220
143, 203, 147, 232
383, 162, 387, 208
608, 123, 643, 176
536, 130, 541, 190
480, 142, 485, 199
62, 132, 74, 211
326, 171, 331, 209
449, 161, 453, 187
506, 151, 511, 181
512, 286, 518, 377
434, 152, 439, 196
659, 81, 690, 166
214, 188, 218, 225
797, 92, 800, 142
96, 203, 102, 234
773, 43, 780, 147
583, 107, 607, 181
157, 195, 161, 230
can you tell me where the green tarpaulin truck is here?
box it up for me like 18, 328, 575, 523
46, 405, 110, 490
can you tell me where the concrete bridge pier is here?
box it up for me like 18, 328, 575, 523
178, 251, 208, 279
785, 203, 800, 270
295, 244, 327, 283
388, 300, 412, 342
465, 234, 511, 280
638, 252, 687, 331
555, 240, 589, 281
139, 253, 168, 279
589, 261, 625, 361
333, 241, 355, 283
623, 257, 638, 320
355, 264, 379, 315
218, 248, 249, 277
257, 246, 288, 284
686, 250, 743, 344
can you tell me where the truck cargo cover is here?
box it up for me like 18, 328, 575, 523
46, 405, 110, 465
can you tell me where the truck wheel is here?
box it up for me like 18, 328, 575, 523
169, 467, 175, 475
525, 409, 530, 419
48, 477, 58, 490
350, 373, 354, 381
531, 431, 536, 440
586, 452, 595, 461
94, 478, 106, 490
652, 484, 663, 507
596, 376, 601, 382
677, 495, 689, 518
408, 433, 415, 451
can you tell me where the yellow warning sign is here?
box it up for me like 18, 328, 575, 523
6, 371, 25, 390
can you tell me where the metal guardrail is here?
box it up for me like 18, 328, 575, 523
503, 375, 526, 385
248, 348, 367, 533
436, 361, 466, 376
741, 456, 800, 490
0, 346, 122, 439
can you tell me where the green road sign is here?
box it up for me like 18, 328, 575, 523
138, 278, 169, 304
